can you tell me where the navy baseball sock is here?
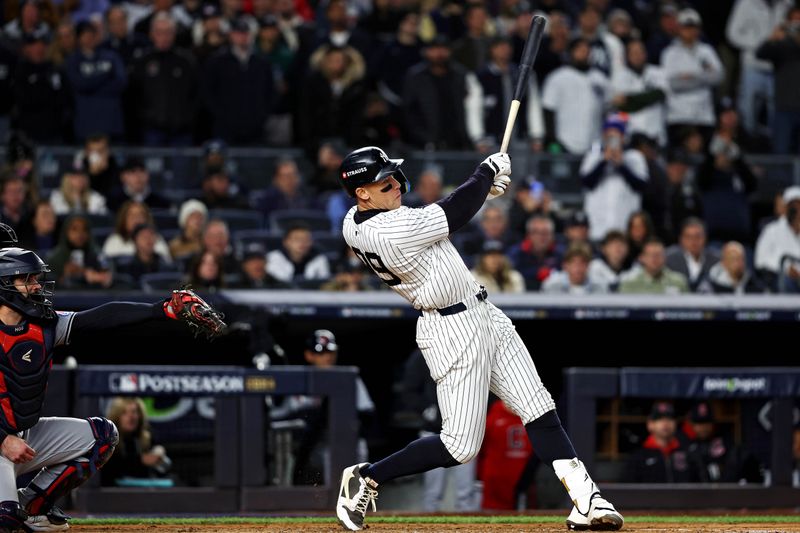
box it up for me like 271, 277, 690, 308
525, 410, 577, 463
360, 435, 460, 485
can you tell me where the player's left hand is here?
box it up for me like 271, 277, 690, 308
487, 175, 511, 199
481, 152, 511, 178
164, 287, 228, 339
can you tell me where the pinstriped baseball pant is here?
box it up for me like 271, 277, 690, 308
416, 301, 555, 464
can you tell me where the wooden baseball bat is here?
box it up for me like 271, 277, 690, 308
500, 15, 547, 153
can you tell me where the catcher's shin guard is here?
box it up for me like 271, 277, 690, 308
0, 501, 27, 532
23, 418, 118, 516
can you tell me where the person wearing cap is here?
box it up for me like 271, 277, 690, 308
200, 164, 249, 210
683, 401, 763, 483
193, 4, 227, 65
402, 35, 484, 151
541, 37, 609, 154
108, 157, 172, 212
129, 12, 197, 147
168, 199, 208, 261
755, 186, 800, 291
470, 239, 525, 294
49, 164, 109, 216
233, 242, 288, 289
727, 0, 792, 139
757, 6, 800, 154
201, 14, 275, 144
588, 230, 629, 291
623, 401, 701, 483
12, 27, 70, 143
664, 148, 702, 237
564, 211, 590, 248
660, 8, 723, 146
475, 36, 544, 153
579, 113, 649, 242
665, 217, 719, 292
610, 39, 668, 146
541, 242, 606, 294
65, 20, 127, 142
575, 5, 624, 77
289, 329, 374, 485
115, 223, 172, 283
321, 247, 373, 292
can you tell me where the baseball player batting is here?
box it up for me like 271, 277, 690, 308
0, 225, 224, 532
335, 147, 623, 531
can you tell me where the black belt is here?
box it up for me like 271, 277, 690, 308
420, 287, 488, 317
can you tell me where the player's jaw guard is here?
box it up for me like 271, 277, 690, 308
0, 248, 55, 320
339, 146, 410, 198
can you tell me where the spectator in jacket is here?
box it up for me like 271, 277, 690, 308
299, 44, 367, 152
313, 0, 373, 64
233, 242, 289, 289
624, 401, 702, 483
65, 21, 127, 142
564, 211, 591, 249
202, 16, 274, 144
661, 8, 724, 145
77, 133, 120, 197
684, 401, 763, 483
199, 218, 239, 275
12, 28, 71, 143
647, 3, 680, 66
258, 159, 315, 217
541, 37, 609, 154
475, 36, 544, 151
46, 214, 113, 290
575, 5, 624, 78
542, 242, 606, 294
700, 241, 766, 294
665, 218, 719, 292
2, 0, 50, 47
402, 36, 484, 151
470, 240, 526, 294
266, 223, 330, 286
610, 39, 668, 146
0, 175, 33, 236
696, 121, 758, 244
108, 157, 172, 212
168, 199, 207, 262
17, 200, 59, 257
186, 249, 225, 291
508, 177, 558, 241
588, 230, 629, 291
450, 3, 492, 72
459, 205, 514, 258
116, 223, 172, 283
200, 164, 250, 210
665, 148, 703, 240
405, 168, 444, 208
508, 215, 562, 291
49, 165, 109, 216
101, 6, 149, 68
580, 114, 649, 242
756, 6, 800, 153
130, 13, 198, 146
49, 18, 77, 67
619, 238, 689, 294
755, 186, 800, 292
626, 210, 656, 268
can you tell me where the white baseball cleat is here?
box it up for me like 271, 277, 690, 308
565, 492, 624, 531
336, 463, 378, 531
24, 506, 70, 531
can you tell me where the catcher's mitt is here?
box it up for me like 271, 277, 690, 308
163, 287, 227, 339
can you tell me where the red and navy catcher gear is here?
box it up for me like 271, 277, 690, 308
338, 146, 410, 198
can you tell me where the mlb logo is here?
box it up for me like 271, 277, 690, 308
110, 373, 139, 393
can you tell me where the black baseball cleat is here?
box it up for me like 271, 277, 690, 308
23, 506, 70, 532
336, 463, 378, 531
565, 492, 624, 531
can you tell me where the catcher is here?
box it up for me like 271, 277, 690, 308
0, 226, 225, 532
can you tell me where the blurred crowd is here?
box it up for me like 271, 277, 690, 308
0, 0, 800, 294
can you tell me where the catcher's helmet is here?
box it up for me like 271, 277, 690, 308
0, 247, 55, 320
338, 146, 410, 198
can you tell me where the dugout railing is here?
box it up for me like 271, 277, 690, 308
45, 365, 358, 513
565, 367, 800, 509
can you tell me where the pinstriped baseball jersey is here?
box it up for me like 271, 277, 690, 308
342, 204, 481, 310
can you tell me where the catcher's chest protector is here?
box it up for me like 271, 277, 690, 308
0, 322, 55, 433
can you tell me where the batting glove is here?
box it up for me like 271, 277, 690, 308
487, 175, 511, 199
481, 152, 512, 178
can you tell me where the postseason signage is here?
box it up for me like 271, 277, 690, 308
77, 366, 310, 396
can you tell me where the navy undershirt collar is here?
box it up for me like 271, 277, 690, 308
354, 209, 388, 224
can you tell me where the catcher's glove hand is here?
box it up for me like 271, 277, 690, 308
163, 287, 227, 339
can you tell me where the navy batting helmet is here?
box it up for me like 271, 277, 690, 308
0, 247, 55, 320
338, 146, 410, 198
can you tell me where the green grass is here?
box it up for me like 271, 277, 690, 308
71, 515, 800, 526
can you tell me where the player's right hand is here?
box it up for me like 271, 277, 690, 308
488, 175, 511, 199
481, 152, 511, 179
1, 435, 36, 464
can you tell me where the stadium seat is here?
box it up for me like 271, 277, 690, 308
139, 271, 187, 292
209, 209, 264, 231
151, 208, 179, 230
232, 229, 282, 255
269, 210, 332, 233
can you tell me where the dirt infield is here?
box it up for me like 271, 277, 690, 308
71, 522, 800, 533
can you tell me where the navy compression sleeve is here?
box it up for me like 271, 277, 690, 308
435, 163, 494, 233
69, 301, 167, 338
